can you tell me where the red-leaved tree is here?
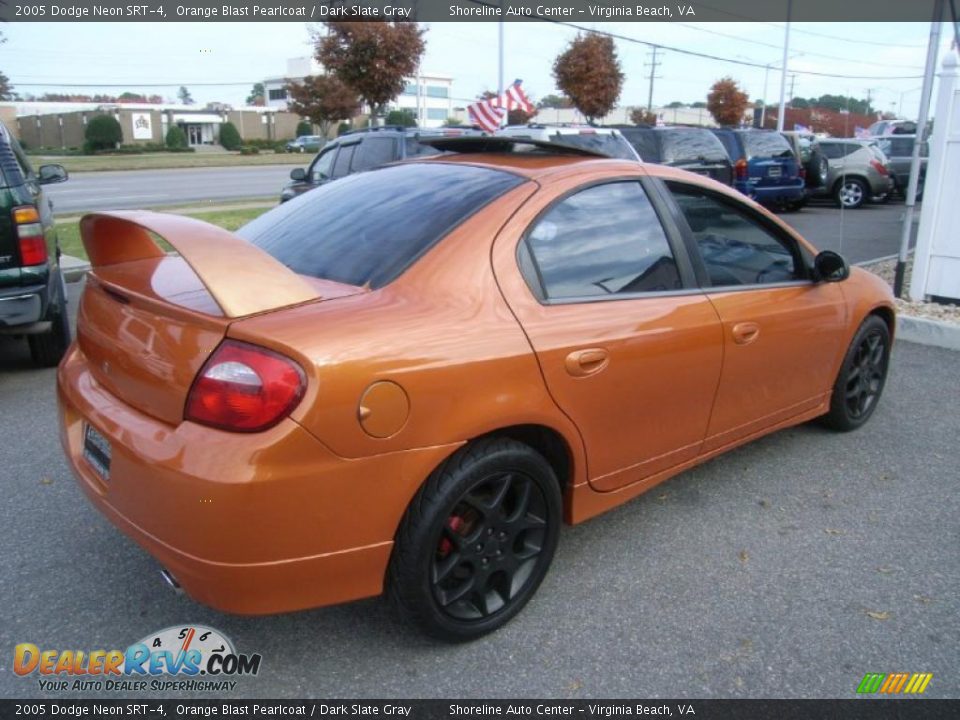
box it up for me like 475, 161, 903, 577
707, 77, 749, 126
552, 34, 624, 123
286, 75, 361, 137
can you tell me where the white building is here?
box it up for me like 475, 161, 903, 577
264, 58, 455, 129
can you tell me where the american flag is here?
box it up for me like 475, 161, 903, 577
854, 126, 871, 139
467, 79, 535, 133
794, 123, 811, 133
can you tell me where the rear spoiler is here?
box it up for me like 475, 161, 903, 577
79, 211, 320, 318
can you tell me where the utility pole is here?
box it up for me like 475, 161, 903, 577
865, 87, 875, 115
788, 74, 797, 104
776, 0, 792, 132
645, 46, 662, 112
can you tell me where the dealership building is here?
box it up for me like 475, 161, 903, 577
6, 101, 301, 149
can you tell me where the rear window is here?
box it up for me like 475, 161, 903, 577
238, 163, 524, 289
548, 132, 636, 160
740, 132, 793, 159
660, 130, 729, 163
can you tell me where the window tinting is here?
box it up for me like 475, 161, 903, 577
333, 143, 357, 177
667, 183, 800, 287
712, 131, 742, 161
405, 137, 443, 157
353, 137, 397, 171
619, 128, 660, 162
660, 129, 729, 163
238, 163, 524, 289
524, 182, 681, 300
740, 131, 793, 159
309, 147, 336, 182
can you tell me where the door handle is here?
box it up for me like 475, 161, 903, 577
731, 322, 760, 345
565, 348, 609, 377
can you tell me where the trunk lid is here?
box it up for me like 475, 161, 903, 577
75, 211, 352, 425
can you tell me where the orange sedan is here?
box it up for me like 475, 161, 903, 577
57, 140, 895, 641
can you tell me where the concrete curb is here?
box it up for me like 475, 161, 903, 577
61, 256, 91, 284
896, 315, 960, 352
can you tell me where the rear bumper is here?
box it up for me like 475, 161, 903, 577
750, 182, 806, 203
57, 343, 460, 614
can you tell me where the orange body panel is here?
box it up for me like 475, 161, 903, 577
57, 154, 895, 615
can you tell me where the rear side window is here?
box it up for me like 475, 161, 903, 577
741, 132, 793, 159
522, 182, 681, 300
619, 129, 660, 162
238, 163, 524, 289
660, 130, 729, 163
353, 136, 397, 171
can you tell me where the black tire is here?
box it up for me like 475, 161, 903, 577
821, 315, 891, 432
805, 151, 828, 189
28, 270, 71, 368
835, 176, 868, 209
387, 437, 562, 642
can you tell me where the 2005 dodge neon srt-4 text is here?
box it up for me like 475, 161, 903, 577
57, 137, 895, 641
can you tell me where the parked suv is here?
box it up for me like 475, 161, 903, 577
285, 135, 325, 153
710, 128, 805, 210
495, 124, 641, 161
815, 139, 894, 209
875, 135, 928, 200
616, 126, 733, 185
0, 121, 71, 366
280, 126, 484, 202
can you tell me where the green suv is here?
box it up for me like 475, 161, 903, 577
0, 120, 70, 366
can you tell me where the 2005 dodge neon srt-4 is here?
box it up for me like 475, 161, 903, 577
58, 138, 895, 641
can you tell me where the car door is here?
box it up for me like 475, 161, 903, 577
662, 180, 848, 452
492, 176, 724, 492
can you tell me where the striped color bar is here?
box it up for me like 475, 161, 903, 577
857, 673, 933, 694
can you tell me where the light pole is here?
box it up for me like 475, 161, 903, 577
776, 0, 793, 133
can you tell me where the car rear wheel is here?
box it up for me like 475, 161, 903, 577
835, 177, 868, 209
387, 437, 561, 642
821, 315, 891, 431
28, 270, 71, 368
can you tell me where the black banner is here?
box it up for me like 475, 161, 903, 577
0, 0, 950, 23
1, 700, 959, 719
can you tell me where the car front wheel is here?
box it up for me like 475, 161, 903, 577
387, 437, 562, 642
821, 315, 891, 431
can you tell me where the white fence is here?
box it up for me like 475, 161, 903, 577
911, 53, 960, 302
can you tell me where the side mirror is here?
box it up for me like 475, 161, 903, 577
814, 250, 849, 283
38, 164, 68, 185
289, 167, 306, 181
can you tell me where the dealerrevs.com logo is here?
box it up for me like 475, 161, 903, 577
14, 625, 262, 692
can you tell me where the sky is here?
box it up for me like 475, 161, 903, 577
1, 21, 956, 119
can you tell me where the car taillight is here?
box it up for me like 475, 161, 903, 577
185, 340, 306, 432
13, 206, 47, 266
799, 167, 807, 179
871, 160, 889, 176
735, 158, 748, 180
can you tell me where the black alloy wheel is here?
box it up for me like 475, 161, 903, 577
388, 438, 561, 641
822, 315, 891, 431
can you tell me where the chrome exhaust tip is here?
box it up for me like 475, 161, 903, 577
160, 567, 183, 595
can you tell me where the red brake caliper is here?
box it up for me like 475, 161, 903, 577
438, 515, 464, 557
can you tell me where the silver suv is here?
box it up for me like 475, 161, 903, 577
815, 139, 894, 209
495, 124, 641, 161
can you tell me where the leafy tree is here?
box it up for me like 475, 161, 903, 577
286, 75, 361, 137
295, 120, 313, 137
630, 108, 657, 125
0, 72, 14, 101
552, 33, 624, 123
177, 86, 194, 105
665, 101, 684, 109
385, 109, 417, 127
165, 125, 188, 150
246, 82, 266, 106
691, 101, 707, 108
316, 22, 425, 121
790, 97, 810, 109
443, 117, 463, 126
707, 77, 749, 126
537, 94, 573, 109
218, 122, 242, 151
84, 114, 123, 152
508, 108, 536, 125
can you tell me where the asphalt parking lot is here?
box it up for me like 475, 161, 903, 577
0, 279, 956, 700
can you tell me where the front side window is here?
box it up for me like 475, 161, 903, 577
523, 182, 681, 300
309, 147, 336, 182
332, 143, 357, 178
667, 182, 801, 287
